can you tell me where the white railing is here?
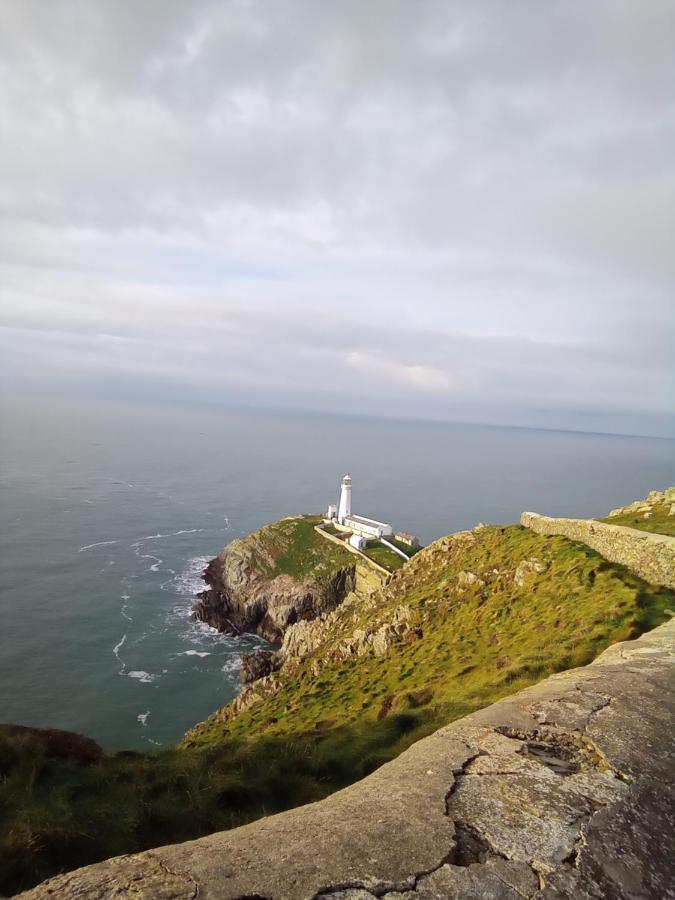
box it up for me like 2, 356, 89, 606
380, 538, 410, 561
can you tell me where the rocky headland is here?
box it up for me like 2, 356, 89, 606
192, 515, 359, 643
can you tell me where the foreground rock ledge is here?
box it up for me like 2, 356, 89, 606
21, 620, 675, 900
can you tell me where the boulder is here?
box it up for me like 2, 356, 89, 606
514, 557, 548, 587
240, 650, 282, 684
0, 724, 103, 766
192, 524, 356, 642
457, 570, 484, 588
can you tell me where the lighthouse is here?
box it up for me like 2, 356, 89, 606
337, 474, 352, 523
323, 474, 418, 557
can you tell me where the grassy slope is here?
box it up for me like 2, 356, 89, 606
2, 524, 672, 894
361, 542, 407, 571
598, 501, 675, 537
244, 515, 355, 579
188, 525, 672, 745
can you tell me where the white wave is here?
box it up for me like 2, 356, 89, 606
120, 604, 133, 622
221, 656, 242, 676
79, 540, 118, 552
173, 555, 211, 595
138, 553, 162, 572
137, 710, 150, 726
143, 736, 163, 746
131, 534, 163, 547
128, 670, 156, 683
113, 634, 127, 673
179, 650, 211, 658
131, 528, 206, 548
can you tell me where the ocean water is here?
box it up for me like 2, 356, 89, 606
1, 396, 673, 751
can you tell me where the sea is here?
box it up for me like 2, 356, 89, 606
1, 396, 673, 752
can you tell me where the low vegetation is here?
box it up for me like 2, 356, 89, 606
599, 500, 675, 537
361, 541, 407, 571
2, 518, 673, 895
253, 515, 354, 579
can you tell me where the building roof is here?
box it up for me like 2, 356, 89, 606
345, 514, 392, 529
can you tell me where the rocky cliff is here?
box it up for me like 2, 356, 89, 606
192, 515, 359, 642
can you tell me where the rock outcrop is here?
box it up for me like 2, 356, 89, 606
607, 486, 675, 519
521, 511, 675, 589
240, 649, 282, 683
192, 517, 357, 643
22, 619, 675, 900
0, 724, 103, 767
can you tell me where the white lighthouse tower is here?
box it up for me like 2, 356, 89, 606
337, 474, 352, 524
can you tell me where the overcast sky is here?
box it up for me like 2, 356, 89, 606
1, 1, 673, 436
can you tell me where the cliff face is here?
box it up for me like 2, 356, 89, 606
192, 515, 358, 642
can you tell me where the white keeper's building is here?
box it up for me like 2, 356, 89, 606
325, 475, 418, 549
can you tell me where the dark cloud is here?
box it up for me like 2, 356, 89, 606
0, 0, 673, 434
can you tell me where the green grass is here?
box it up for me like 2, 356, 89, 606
252, 516, 355, 579
598, 501, 675, 537
2, 523, 672, 895
387, 536, 422, 556
361, 542, 407, 571
0, 716, 433, 895
321, 522, 340, 536
361, 537, 423, 572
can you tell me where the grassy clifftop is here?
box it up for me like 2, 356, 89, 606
192, 515, 358, 641
243, 515, 355, 579
2, 505, 673, 895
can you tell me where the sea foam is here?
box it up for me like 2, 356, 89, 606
112, 634, 127, 673
79, 539, 118, 552
128, 670, 156, 683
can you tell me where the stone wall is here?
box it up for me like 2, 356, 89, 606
22, 619, 675, 899
521, 511, 675, 589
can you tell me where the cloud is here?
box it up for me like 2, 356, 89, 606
0, 0, 673, 435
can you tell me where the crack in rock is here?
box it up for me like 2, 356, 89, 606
451, 820, 506, 867
331, 725, 632, 898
